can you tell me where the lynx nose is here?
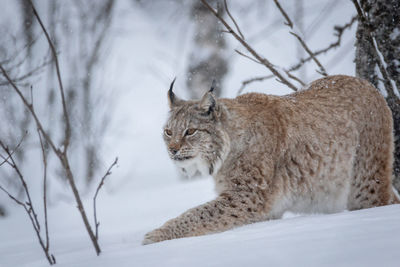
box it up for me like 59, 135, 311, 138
169, 143, 181, 155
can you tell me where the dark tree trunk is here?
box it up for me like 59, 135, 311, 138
0, 205, 5, 217
354, 0, 400, 192
18, 0, 36, 162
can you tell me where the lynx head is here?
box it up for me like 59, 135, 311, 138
163, 79, 230, 177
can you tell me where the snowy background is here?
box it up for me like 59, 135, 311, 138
0, 0, 399, 266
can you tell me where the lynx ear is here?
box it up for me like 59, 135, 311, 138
199, 80, 217, 115
168, 77, 183, 108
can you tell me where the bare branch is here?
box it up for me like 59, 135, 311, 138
0, 183, 25, 207
237, 75, 274, 96
285, 70, 306, 86
223, 0, 245, 40
234, 49, 262, 65
0, 131, 28, 167
272, 0, 327, 76
28, 0, 71, 153
29, 0, 102, 255
37, 129, 50, 251
0, 140, 40, 232
200, 0, 298, 91
0, 34, 40, 67
288, 16, 357, 72
273, 0, 293, 28
289, 32, 327, 76
0, 58, 51, 87
93, 157, 118, 241
0, 64, 60, 156
0, 0, 102, 256
0, 139, 56, 265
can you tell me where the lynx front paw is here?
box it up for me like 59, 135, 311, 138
142, 228, 172, 245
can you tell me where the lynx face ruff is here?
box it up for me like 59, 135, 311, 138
143, 75, 400, 245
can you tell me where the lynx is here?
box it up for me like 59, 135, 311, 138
143, 75, 400, 245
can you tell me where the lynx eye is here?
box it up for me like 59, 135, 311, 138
164, 129, 172, 137
185, 128, 197, 136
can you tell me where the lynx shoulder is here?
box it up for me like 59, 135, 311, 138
143, 75, 400, 245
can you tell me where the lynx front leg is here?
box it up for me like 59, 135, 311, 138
142, 191, 268, 245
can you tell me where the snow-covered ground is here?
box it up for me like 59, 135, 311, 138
1, 178, 399, 267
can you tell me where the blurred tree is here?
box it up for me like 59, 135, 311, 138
38, 0, 115, 185
354, 0, 400, 192
18, 0, 34, 163
69, 0, 115, 184
0, 205, 5, 216
0, 0, 116, 199
186, 0, 228, 98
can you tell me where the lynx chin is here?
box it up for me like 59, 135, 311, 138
143, 75, 400, 245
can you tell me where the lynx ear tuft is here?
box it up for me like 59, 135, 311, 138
209, 79, 216, 93
167, 77, 183, 108
199, 81, 217, 115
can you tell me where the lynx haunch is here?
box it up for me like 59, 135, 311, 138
143, 75, 400, 245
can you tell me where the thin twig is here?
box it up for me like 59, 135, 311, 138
0, 0, 102, 256
273, 0, 293, 28
237, 75, 274, 95
272, 0, 327, 76
223, 0, 245, 40
200, 0, 298, 91
0, 140, 40, 232
0, 184, 25, 207
0, 33, 40, 66
93, 157, 118, 241
288, 16, 357, 72
0, 140, 56, 265
0, 131, 28, 167
28, 0, 71, 153
0, 58, 51, 87
37, 129, 50, 252
28, 0, 102, 255
285, 70, 306, 86
0, 65, 60, 156
234, 49, 262, 65
289, 32, 327, 76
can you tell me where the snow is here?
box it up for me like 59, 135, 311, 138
390, 28, 400, 40
1, 178, 399, 267
1, 1, 392, 266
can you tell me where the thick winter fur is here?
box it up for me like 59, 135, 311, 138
143, 75, 400, 245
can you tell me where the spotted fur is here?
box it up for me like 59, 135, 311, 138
143, 75, 400, 245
